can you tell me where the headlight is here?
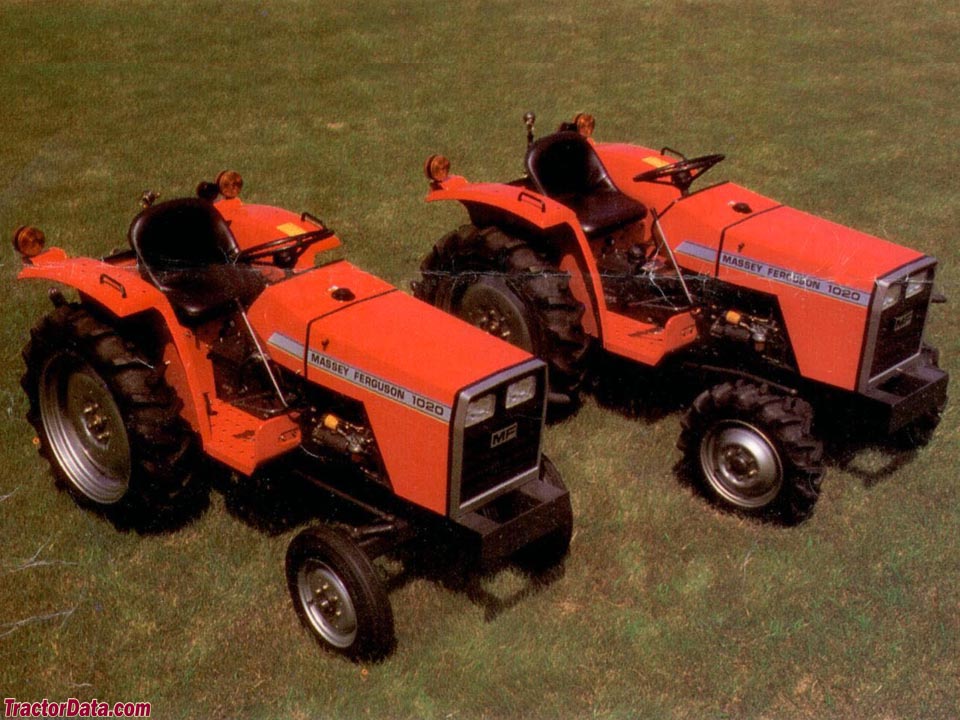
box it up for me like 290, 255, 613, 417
465, 394, 496, 427
505, 375, 537, 409
217, 170, 244, 199
12, 225, 45, 258
881, 283, 903, 310
424, 154, 451, 183
905, 270, 932, 299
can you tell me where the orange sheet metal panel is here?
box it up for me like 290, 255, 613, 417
427, 180, 578, 231
216, 199, 342, 267
603, 310, 698, 366
595, 142, 688, 210
665, 200, 923, 390
249, 261, 532, 514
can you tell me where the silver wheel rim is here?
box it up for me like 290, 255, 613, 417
459, 283, 534, 351
38, 355, 131, 505
297, 559, 358, 648
700, 420, 783, 509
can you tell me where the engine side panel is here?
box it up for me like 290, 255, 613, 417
270, 329, 452, 513
660, 191, 923, 391
250, 263, 534, 515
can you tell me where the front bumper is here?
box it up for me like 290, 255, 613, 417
862, 346, 948, 433
455, 461, 571, 569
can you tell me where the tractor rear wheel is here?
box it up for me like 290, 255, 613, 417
22, 304, 201, 528
678, 380, 824, 524
286, 525, 395, 662
416, 224, 590, 403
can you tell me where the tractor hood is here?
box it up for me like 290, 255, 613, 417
246, 261, 533, 418
662, 182, 925, 295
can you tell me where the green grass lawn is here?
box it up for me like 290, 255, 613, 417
1, 1, 957, 717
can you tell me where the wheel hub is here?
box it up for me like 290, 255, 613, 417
38, 355, 131, 505
723, 445, 758, 477
298, 561, 357, 648
700, 420, 783, 509
81, 401, 113, 443
314, 580, 344, 620
457, 279, 534, 352
473, 305, 513, 340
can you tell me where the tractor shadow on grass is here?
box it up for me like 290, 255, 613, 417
383, 538, 567, 623
818, 421, 922, 489
587, 352, 703, 425
214, 466, 326, 536
120, 499, 210, 536
215, 466, 566, 623
95, 481, 211, 536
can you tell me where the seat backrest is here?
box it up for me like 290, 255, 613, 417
129, 198, 239, 280
525, 131, 613, 198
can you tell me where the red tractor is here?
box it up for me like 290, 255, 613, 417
12, 172, 572, 661
414, 112, 948, 524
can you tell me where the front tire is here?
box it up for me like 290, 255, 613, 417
416, 224, 590, 403
22, 304, 201, 528
679, 380, 824, 524
286, 525, 395, 662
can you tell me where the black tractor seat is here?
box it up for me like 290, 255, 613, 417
525, 131, 647, 237
128, 198, 266, 324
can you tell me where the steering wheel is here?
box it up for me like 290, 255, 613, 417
235, 229, 332, 268
633, 153, 725, 194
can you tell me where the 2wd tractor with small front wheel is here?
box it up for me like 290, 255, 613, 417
414, 112, 948, 524
12, 172, 572, 661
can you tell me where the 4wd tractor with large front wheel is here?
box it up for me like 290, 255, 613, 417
12, 173, 572, 661
414, 112, 948, 524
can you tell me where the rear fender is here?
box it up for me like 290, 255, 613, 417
20, 250, 165, 317
427, 181, 607, 340
18, 250, 214, 440
427, 179, 577, 233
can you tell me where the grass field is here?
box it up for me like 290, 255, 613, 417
1, 1, 958, 718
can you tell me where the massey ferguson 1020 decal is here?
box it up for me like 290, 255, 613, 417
675, 241, 871, 307
268, 332, 453, 421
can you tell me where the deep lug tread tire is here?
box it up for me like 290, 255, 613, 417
417, 224, 590, 401
286, 525, 395, 662
679, 380, 824, 524
22, 304, 202, 528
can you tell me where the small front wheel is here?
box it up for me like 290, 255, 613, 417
286, 525, 394, 661
699, 419, 784, 509
679, 380, 824, 524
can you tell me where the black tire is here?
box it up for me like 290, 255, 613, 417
678, 380, 824, 524
511, 456, 573, 575
21, 304, 201, 529
416, 224, 590, 402
286, 525, 395, 662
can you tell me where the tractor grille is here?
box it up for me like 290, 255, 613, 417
449, 361, 546, 517
862, 258, 937, 386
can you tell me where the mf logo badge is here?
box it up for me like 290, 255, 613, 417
894, 310, 914, 332
490, 422, 518, 448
